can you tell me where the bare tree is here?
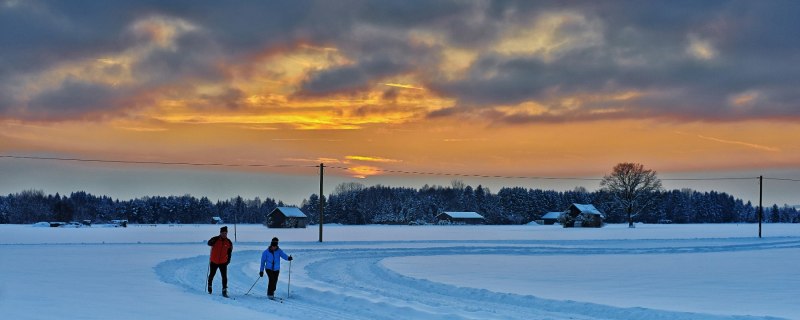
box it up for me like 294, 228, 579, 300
450, 179, 466, 190
600, 163, 663, 228
335, 182, 365, 195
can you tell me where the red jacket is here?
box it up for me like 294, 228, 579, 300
208, 236, 233, 265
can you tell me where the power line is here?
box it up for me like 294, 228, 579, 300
325, 165, 762, 182
324, 165, 603, 181
0, 155, 316, 169
1, 154, 796, 183
764, 177, 800, 182
660, 177, 758, 181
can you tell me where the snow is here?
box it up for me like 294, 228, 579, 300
272, 207, 308, 218
440, 211, 484, 219
541, 212, 563, 219
571, 203, 603, 215
1, 223, 798, 320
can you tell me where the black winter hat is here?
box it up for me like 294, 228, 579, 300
220, 226, 228, 233
270, 237, 279, 246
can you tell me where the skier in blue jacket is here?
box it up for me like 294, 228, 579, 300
259, 237, 293, 299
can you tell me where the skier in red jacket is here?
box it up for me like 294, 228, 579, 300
207, 226, 233, 297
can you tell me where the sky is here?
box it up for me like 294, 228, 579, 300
1, 0, 799, 205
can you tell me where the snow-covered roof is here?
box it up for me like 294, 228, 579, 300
541, 212, 562, 219
440, 212, 484, 219
271, 207, 307, 218
571, 204, 603, 216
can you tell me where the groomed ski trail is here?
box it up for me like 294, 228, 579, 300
156, 238, 797, 320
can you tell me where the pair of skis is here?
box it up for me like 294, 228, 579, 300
220, 290, 286, 302
237, 277, 287, 302
229, 293, 285, 302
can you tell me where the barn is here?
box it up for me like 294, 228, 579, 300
436, 212, 485, 225
110, 219, 128, 227
267, 207, 308, 228
562, 203, 604, 228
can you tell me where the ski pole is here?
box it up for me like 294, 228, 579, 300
244, 276, 261, 296
205, 261, 210, 293
205, 246, 212, 293
286, 261, 292, 298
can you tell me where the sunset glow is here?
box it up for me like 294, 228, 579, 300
1, 1, 799, 205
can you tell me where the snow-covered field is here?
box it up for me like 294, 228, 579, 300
1, 223, 798, 320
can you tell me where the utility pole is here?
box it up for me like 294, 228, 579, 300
319, 163, 324, 242
234, 197, 239, 243
759, 175, 763, 239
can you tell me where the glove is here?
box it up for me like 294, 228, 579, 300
288, 256, 293, 261
259, 271, 263, 277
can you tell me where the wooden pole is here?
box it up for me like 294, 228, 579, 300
759, 175, 763, 238
319, 163, 324, 242
234, 197, 239, 243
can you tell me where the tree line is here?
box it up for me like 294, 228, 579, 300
300, 182, 799, 225
0, 190, 285, 225
1, 184, 797, 225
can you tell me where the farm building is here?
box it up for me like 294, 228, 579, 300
436, 212, 485, 225
562, 203, 604, 228
540, 212, 563, 225
110, 219, 128, 227
267, 207, 308, 228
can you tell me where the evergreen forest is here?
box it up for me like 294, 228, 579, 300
1, 183, 798, 225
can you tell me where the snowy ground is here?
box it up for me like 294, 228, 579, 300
1, 223, 798, 320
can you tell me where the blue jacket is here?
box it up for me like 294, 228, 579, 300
260, 247, 289, 272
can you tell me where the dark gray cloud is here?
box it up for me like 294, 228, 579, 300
1, 0, 799, 123
130, 32, 226, 85
297, 36, 439, 96
200, 88, 246, 110
427, 0, 800, 123
0, 2, 122, 77
427, 107, 462, 119
24, 77, 131, 120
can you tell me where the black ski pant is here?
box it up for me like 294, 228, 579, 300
208, 262, 228, 289
266, 269, 280, 296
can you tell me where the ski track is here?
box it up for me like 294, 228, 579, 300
155, 239, 798, 320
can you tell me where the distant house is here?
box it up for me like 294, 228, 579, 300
267, 207, 308, 228
211, 216, 223, 224
562, 203, 604, 228
111, 219, 128, 228
436, 212, 485, 225
540, 212, 563, 225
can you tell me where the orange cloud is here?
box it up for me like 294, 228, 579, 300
347, 165, 382, 179
383, 83, 424, 90
696, 134, 780, 152
345, 155, 402, 163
